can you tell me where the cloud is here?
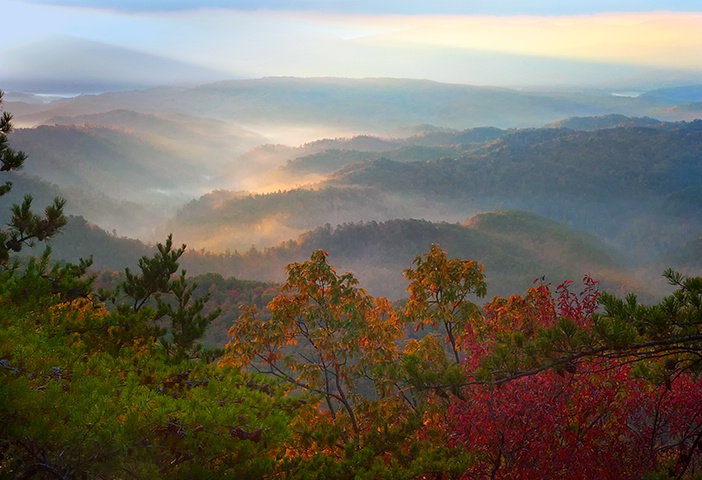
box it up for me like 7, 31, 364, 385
361, 13, 702, 69
4, 1, 702, 93
18, 0, 702, 14
1, 35, 233, 93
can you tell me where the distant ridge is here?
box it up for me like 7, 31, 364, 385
545, 114, 662, 130
2, 35, 230, 94
641, 85, 702, 103
10, 76, 698, 136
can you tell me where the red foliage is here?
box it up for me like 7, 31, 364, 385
555, 274, 600, 327
448, 277, 702, 479
450, 366, 702, 479
451, 362, 640, 479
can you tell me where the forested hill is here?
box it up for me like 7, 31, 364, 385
330, 121, 702, 200
6, 110, 700, 303
267, 211, 625, 300
0, 172, 163, 240
329, 122, 702, 250
545, 114, 662, 130
170, 120, 702, 261
277, 127, 504, 176
41, 211, 654, 302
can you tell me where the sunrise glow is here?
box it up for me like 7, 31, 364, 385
4, 0, 702, 90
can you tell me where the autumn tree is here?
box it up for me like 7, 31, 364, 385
225, 248, 481, 478
449, 360, 702, 479
403, 244, 487, 380
449, 276, 702, 479
226, 250, 405, 448
475, 270, 702, 385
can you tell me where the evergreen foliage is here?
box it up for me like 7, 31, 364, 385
119, 235, 185, 312
155, 270, 222, 361
0, 91, 66, 266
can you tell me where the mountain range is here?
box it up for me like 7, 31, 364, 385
3, 77, 701, 304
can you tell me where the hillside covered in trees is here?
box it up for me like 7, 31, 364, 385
40, 210, 626, 300
168, 120, 702, 256
5, 110, 701, 310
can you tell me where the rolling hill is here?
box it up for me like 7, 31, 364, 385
0, 173, 163, 240
545, 114, 662, 130
9, 78, 702, 140
168, 120, 702, 263
2, 79, 700, 311
32, 210, 641, 302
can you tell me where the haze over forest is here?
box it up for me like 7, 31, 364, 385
2, 0, 702, 304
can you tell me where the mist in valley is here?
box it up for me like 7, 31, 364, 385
4, 79, 701, 305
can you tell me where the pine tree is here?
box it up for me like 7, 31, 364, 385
0, 90, 66, 265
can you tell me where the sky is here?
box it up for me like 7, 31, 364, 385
3, 0, 702, 93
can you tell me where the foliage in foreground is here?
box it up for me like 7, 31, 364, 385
2, 238, 702, 479
0, 252, 298, 479
452, 275, 702, 479
226, 247, 702, 479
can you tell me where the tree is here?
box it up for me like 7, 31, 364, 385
155, 270, 222, 361
448, 276, 702, 479
0, 92, 26, 182
226, 250, 405, 447
449, 359, 702, 479
475, 270, 702, 385
116, 234, 221, 361
0, 246, 95, 307
403, 244, 487, 364
120, 234, 185, 313
226, 249, 477, 479
0, 90, 66, 265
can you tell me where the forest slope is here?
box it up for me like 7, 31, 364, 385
171, 121, 702, 261
38, 211, 644, 302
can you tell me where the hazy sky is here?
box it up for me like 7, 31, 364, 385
3, 0, 702, 92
